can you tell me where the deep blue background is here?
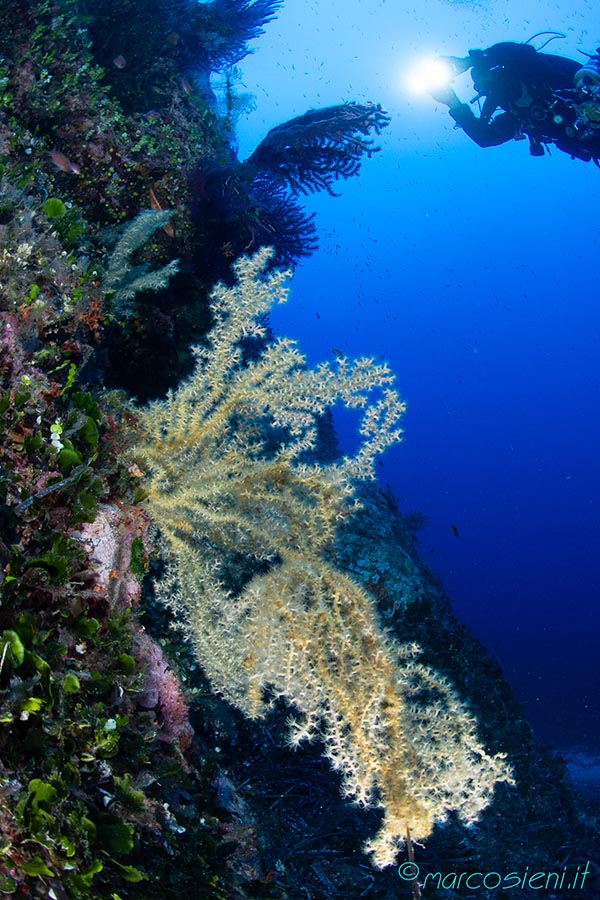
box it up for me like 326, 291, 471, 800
233, 0, 600, 752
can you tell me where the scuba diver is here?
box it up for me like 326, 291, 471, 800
428, 38, 600, 164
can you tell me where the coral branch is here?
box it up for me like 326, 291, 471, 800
246, 102, 391, 194
193, 0, 284, 68
103, 210, 179, 317
133, 249, 512, 868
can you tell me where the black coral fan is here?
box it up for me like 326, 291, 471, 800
192, 0, 284, 69
195, 102, 390, 267
246, 176, 319, 267
246, 102, 391, 194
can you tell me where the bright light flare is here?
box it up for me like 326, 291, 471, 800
405, 57, 455, 95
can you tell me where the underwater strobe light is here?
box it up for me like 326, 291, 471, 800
405, 57, 456, 94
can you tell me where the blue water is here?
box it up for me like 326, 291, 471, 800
233, 0, 600, 753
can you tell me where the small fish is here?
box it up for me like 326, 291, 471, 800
180, 76, 193, 96
149, 186, 175, 238
450, 524, 461, 539
49, 149, 80, 175
332, 348, 344, 358
112, 54, 127, 69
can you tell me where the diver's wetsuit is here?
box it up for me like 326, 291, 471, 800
449, 42, 600, 162
449, 104, 520, 147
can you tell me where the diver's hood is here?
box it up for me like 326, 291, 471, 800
468, 42, 539, 71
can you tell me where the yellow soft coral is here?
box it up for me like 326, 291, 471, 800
133, 248, 512, 867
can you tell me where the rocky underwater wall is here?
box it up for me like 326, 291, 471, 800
0, 2, 598, 898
